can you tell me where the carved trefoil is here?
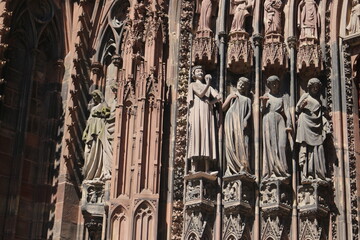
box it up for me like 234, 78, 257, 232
298, 183, 329, 240
260, 180, 292, 240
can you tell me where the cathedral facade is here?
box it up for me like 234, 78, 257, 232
0, 0, 359, 239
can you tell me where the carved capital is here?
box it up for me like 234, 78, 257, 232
112, 55, 122, 67
91, 62, 103, 75
287, 36, 297, 49
252, 34, 263, 47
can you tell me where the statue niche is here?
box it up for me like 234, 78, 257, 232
227, 0, 254, 74
222, 77, 252, 176
260, 76, 291, 181
192, 0, 218, 66
82, 90, 110, 181
187, 65, 221, 173
295, 78, 330, 184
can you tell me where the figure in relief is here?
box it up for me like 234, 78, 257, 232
264, 0, 283, 35
82, 90, 109, 180
297, 0, 320, 40
223, 77, 252, 176
230, 0, 254, 32
261, 76, 291, 180
187, 66, 221, 173
101, 82, 118, 181
197, 0, 214, 31
296, 78, 330, 183
347, 0, 360, 34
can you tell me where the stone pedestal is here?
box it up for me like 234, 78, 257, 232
222, 174, 255, 239
184, 172, 217, 240
260, 179, 292, 240
298, 182, 329, 240
227, 31, 253, 74
192, 30, 217, 68
81, 180, 106, 240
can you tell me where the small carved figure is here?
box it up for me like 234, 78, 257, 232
264, 0, 283, 35
197, 0, 214, 31
262, 185, 276, 204
223, 77, 252, 176
261, 76, 291, 180
297, 0, 321, 40
187, 66, 221, 173
296, 78, 330, 183
87, 187, 98, 203
230, 0, 254, 32
83, 90, 109, 180
224, 182, 238, 201
298, 187, 315, 207
187, 181, 201, 200
347, 0, 360, 34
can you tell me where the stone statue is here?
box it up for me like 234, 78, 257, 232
347, 0, 360, 34
197, 0, 214, 31
261, 76, 291, 180
264, 0, 283, 35
82, 90, 109, 180
296, 78, 330, 183
187, 65, 221, 173
297, 0, 320, 40
223, 77, 252, 176
230, 0, 254, 32
101, 82, 118, 181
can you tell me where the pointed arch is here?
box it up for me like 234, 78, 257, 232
111, 205, 129, 240
133, 201, 156, 240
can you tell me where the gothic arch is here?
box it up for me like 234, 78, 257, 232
133, 201, 156, 240
111, 205, 129, 240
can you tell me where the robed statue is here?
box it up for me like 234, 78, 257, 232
187, 65, 221, 173
261, 76, 291, 180
296, 78, 330, 183
223, 77, 252, 176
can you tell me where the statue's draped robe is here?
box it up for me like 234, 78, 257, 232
298, 0, 320, 39
347, 4, 360, 34
198, 0, 212, 31
264, 0, 282, 35
296, 93, 329, 180
101, 97, 116, 179
224, 93, 251, 175
262, 93, 290, 178
82, 101, 109, 180
187, 81, 219, 161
